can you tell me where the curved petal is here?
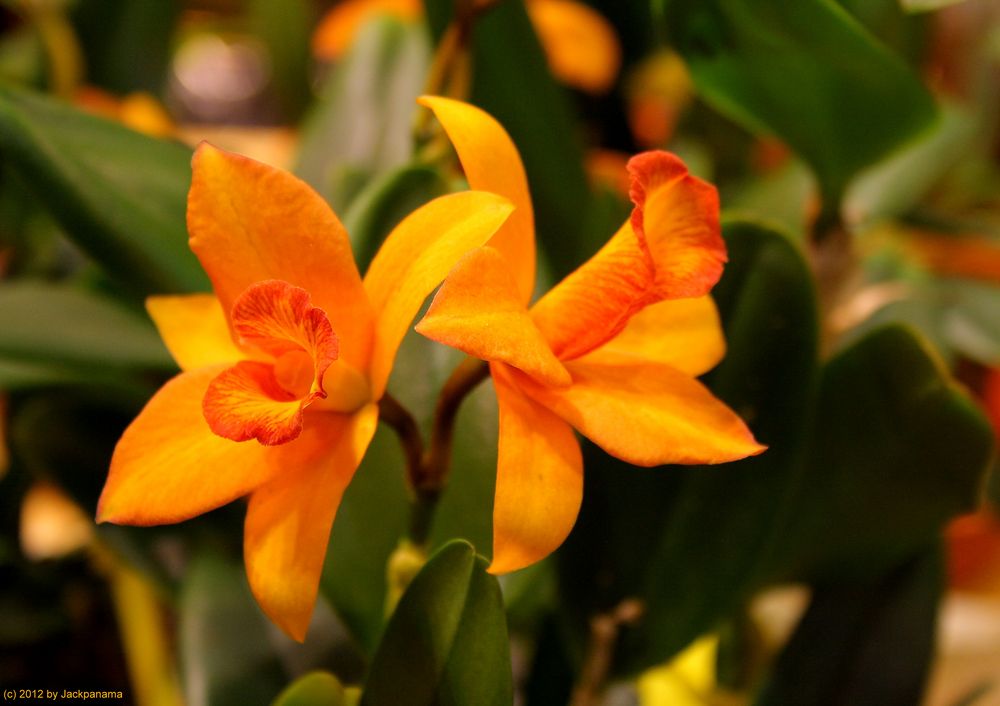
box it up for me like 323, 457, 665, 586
527, 0, 621, 94
146, 294, 246, 371
187, 143, 374, 369
515, 360, 765, 466
489, 365, 583, 575
416, 247, 570, 386
244, 404, 379, 641
581, 296, 725, 377
312, 0, 421, 60
97, 366, 281, 525
531, 151, 725, 360
363, 190, 514, 398
418, 96, 536, 303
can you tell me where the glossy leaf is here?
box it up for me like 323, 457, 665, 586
755, 547, 943, 706
0, 283, 173, 372
294, 18, 430, 209
179, 550, 288, 706
272, 671, 349, 706
661, 0, 937, 205
361, 541, 512, 706
777, 325, 994, 581
0, 84, 207, 295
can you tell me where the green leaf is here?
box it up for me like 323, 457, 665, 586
294, 18, 430, 209
613, 220, 818, 671
755, 546, 943, 706
272, 671, 348, 706
661, 0, 938, 205
0, 84, 208, 295
179, 550, 288, 706
248, 0, 314, 121
424, 0, 593, 277
778, 325, 994, 580
0, 283, 173, 372
361, 541, 512, 706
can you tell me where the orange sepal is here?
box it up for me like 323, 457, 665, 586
489, 365, 583, 574
417, 247, 570, 387
97, 366, 282, 526
516, 360, 765, 466
418, 96, 536, 304
244, 405, 378, 641
312, 0, 421, 61
187, 143, 374, 369
526, 0, 621, 95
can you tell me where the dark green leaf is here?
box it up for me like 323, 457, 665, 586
0, 283, 173, 372
294, 18, 430, 208
179, 550, 288, 706
662, 0, 938, 205
248, 0, 314, 121
272, 671, 348, 706
778, 325, 994, 581
0, 84, 207, 295
755, 546, 943, 706
361, 541, 512, 706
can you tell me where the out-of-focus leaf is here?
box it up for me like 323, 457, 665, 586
661, 0, 938, 205
846, 104, 979, 225
342, 164, 450, 272
901, 0, 970, 12
424, 0, 593, 275
728, 161, 816, 241
615, 220, 818, 671
179, 551, 287, 706
70, 0, 180, 94
755, 546, 943, 706
0, 283, 172, 372
361, 541, 512, 706
248, 0, 313, 121
779, 326, 994, 580
0, 27, 46, 87
835, 0, 928, 64
272, 671, 348, 706
294, 18, 430, 210
0, 84, 207, 295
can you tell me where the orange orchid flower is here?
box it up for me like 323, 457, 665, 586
97, 143, 514, 640
415, 97, 766, 574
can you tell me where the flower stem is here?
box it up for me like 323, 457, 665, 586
569, 599, 645, 706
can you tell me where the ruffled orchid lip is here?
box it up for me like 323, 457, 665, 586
202, 279, 339, 446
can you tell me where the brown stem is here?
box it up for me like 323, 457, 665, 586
809, 204, 858, 355
378, 394, 425, 490
569, 600, 645, 706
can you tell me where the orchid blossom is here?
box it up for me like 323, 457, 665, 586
415, 97, 766, 574
97, 143, 513, 640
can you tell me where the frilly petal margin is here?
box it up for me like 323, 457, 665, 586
244, 405, 379, 641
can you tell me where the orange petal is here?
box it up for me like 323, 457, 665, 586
98, 366, 281, 525
187, 143, 374, 370
489, 364, 583, 574
531, 151, 725, 360
363, 191, 514, 398
244, 404, 379, 641
581, 296, 725, 377
416, 247, 570, 386
418, 96, 536, 303
146, 294, 246, 371
526, 0, 621, 94
312, 0, 421, 61
514, 360, 765, 466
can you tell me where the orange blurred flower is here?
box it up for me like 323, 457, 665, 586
312, 0, 621, 94
97, 142, 512, 640
415, 97, 765, 573
74, 87, 175, 138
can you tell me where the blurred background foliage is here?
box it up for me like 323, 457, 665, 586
0, 0, 999, 704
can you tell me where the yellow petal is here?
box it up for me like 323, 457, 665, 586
489, 364, 583, 574
147, 294, 246, 371
527, 0, 621, 94
637, 635, 718, 706
416, 247, 570, 387
187, 143, 374, 370
244, 404, 379, 641
514, 360, 765, 466
97, 366, 281, 525
363, 190, 514, 398
312, 0, 421, 61
582, 296, 725, 377
418, 96, 536, 303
